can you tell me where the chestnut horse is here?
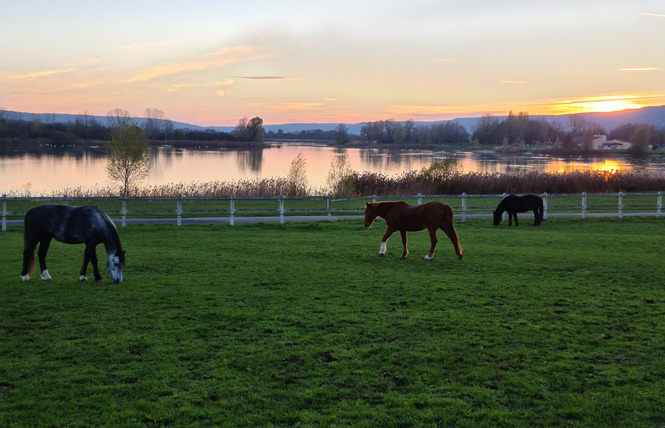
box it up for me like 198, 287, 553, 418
364, 201, 463, 261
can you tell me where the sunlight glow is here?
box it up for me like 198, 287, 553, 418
551, 96, 650, 114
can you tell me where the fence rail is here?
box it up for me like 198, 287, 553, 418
2, 192, 663, 231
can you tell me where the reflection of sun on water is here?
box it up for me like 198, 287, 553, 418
545, 159, 625, 174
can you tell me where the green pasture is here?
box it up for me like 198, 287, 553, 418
1, 217, 664, 426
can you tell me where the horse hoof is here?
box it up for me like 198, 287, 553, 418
21, 275, 30, 282
80, 276, 88, 282
424, 255, 433, 261
96, 279, 103, 283
378, 254, 384, 257
458, 254, 463, 261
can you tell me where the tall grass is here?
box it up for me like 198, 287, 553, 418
4, 170, 665, 199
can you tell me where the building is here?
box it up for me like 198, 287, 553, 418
592, 135, 631, 151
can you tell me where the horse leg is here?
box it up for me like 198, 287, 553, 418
441, 214, 463, 260
379, 227, 395, 256
37, 238, 52, 281
80, 245, 92, 282
86, 244, 103, 282
512, 212, 519, 227
399, 229, 409, 259
424, 227, 437, 260
533, 209, 540, 226
21, 239, 38, 281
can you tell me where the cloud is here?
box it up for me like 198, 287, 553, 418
125, 45, 266, 83
236, 76, 303, 81
638, 12, 665, 18
1, 68, 76, 82
248, 102, 326, 112
615, 67, 659, 71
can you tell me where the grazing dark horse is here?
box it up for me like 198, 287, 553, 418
493, 194, 543, 226
364, 201, 463, 261
21, 204, 126, 283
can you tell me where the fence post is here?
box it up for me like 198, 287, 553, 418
581, 192, 587, 218
2, 195, 6, 232
461, 193, 467, 222
618, 191, 623, 219
502, 192, 508, 221
230, 195, 235, 226
63, 194, 68, 206
177, 195, 182, 226
372, 194, 376, 203
417, 193, 422, 205
542, 193, 548, 220
327, 195, 332, 220
658, 192, 662, 218
121, 196, 127, 227
279, 195, 285, 224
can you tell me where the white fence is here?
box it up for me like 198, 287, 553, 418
2, 192, 663, 231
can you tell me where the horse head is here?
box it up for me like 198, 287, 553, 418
364, 202, 378, 228
492, 210, 501, 226
107, 250, 126, 283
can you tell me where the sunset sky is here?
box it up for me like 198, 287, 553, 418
1, 0, 664, 127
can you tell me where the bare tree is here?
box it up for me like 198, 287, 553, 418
144, 108, 166, 139
284, 151, 308, 196
326, 150, 355, 197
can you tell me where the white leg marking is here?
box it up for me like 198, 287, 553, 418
80, 275, 88, 282
424, 255, 432, 260
40, 270, 52, 281
21, 274, 30, 282
379, 242, 387, 255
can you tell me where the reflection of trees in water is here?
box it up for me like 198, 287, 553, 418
235, 148, 264, 173
0, 143, 106, 160
360, 148, 388, 171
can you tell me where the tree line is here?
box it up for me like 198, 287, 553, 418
2, 107, 664, 153
0, 109, 266, 145
471, 111, 665, 154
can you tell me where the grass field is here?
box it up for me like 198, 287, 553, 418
1, 217, 664, 426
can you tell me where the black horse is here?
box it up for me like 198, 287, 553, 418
493, 194, 543, 226
21, 204, 126, 283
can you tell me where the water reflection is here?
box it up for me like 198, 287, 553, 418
1, 143, 664, 194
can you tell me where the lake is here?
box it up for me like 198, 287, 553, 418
1, 142, 664, 195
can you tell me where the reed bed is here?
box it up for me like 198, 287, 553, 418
3, 170, 664, 199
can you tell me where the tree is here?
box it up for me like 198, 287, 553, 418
143, 108, 166, 139
630, 124, 651, 154
333, 124, 349, 145
284, 151, 308, 196
472, 113, 500, 145
106, 117, 151, 196
233, 117, 248, 139
233, 116, 265, 142
326, 150, 355, 197
582, 129, 594, 153
246, 117, 265, 142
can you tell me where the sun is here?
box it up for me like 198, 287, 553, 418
575, 100, 644, 113
553, 96, 646, 114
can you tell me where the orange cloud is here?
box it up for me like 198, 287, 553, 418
1, 68, 76, 81
125, 45, 264, 83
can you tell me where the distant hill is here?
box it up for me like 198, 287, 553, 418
3, 105, 664, 135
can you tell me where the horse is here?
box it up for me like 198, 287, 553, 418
20, 204, 126, 283
364, 201, 463, 261
493, 194, 543, 226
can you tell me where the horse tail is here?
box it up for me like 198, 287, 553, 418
27, 252, 35, 275
441, 204, 463, 260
